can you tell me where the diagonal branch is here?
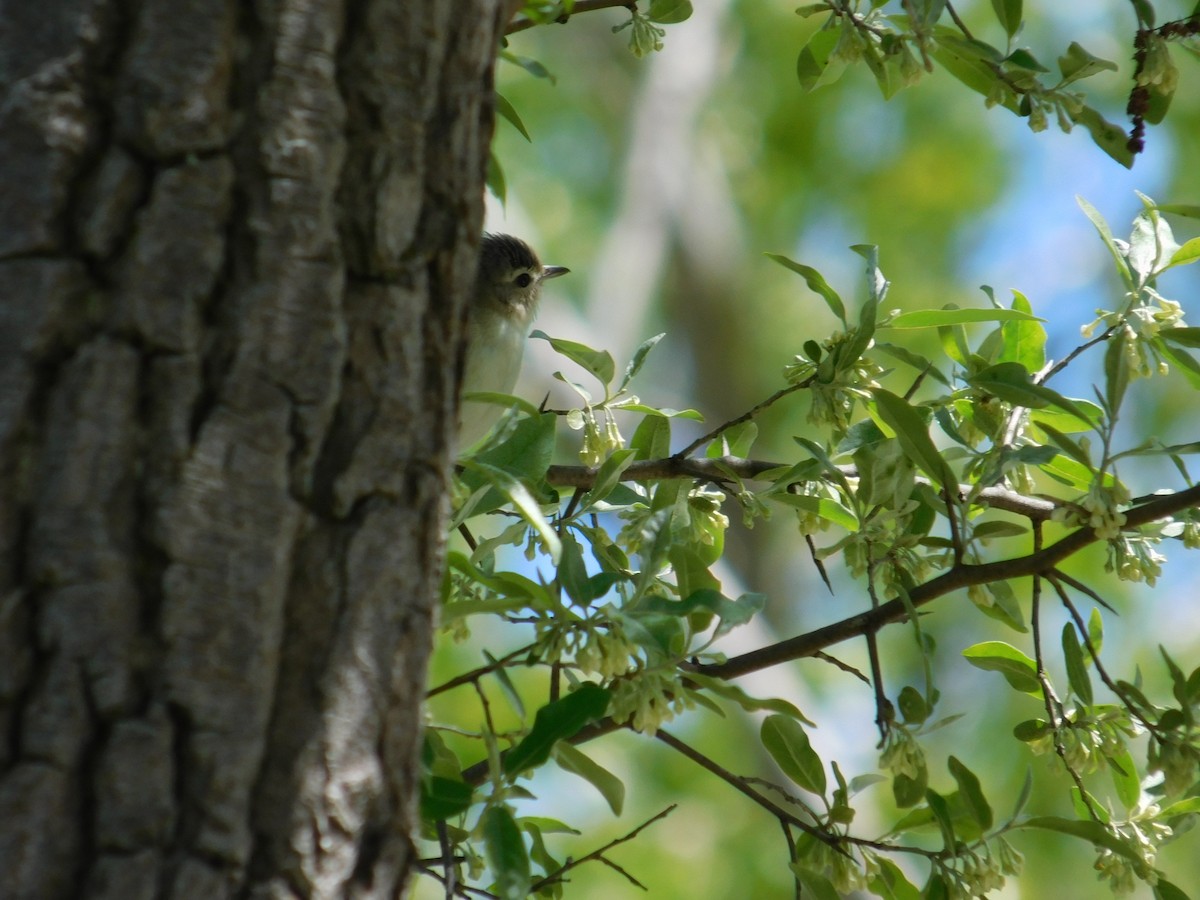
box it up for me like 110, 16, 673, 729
546, 455, 1061, 520
688, 482, 1200, 681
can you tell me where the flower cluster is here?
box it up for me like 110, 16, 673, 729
1082, 293, 1186, 379
608, 666, 690, 736
1094, 803, 1173, 894
1053, 480, 1130, 541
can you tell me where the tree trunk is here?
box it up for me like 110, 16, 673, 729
0, 1, 504, 896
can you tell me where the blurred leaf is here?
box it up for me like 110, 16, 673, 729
504, 683, 611, 776
889, 307, 1041, 328
963, 641, 1040, 693
1105, 331, 1131, 415
619, 332, 666, 392
1062, 623, 1093, 705
553, 742, 625, 815
761, 714, 826, 795
688, 673, 815, 723
771, 491, 858, 530
487, 150, 506, 205
481, 805, 531, 900
949, 756, 994, 831
420, 776, 474, 822
1057, 41, 1117, 85
495, 93, 532, 141
766, 252, 846, 324
498, 49, 556, 83
557, 532, 592, 606
1000, 290, 1046, 372
579, 448, 637, 511
1019, 816, 1145, 865
1071, 105, 1134, 168
648, 0, 692, 23
1110, 746, 1140, 810
868, 857, 922, 899
969, 362, 1095, 424
991, 0, 1022, 39
532, 331, 616, 386
871, 389, 953, 489
797, 27, 848, 92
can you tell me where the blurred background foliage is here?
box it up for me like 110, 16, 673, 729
423, 2, 1200, 896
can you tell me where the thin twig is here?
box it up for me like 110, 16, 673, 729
675, 379, 812, 459
528, 804, 676, 892
428, 643, 535, 697
691, 481, 1200, 680
546, 456, 1061, 521
1029, 531, 1104, 822
655, 730, 842, 849
506, 0, 637, 35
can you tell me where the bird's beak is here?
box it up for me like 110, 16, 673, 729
540, 265, 570, 281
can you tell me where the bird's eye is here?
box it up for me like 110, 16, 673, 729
514, 273, 533, 288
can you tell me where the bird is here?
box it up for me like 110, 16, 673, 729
458, 233, 569, 450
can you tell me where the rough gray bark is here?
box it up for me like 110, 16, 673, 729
0, 1, 505, 897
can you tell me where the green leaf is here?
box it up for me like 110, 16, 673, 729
420, 776, 474, 822
640, 589, 765, 636
1000, 290, 1046, 372
963, 641, 1040, 693
1012, 767, 1034, 819
1110, 746, 1140, 811
1160, 327, 1200, 348
469, 461, 561, 563
796, 27, 847, 93
1105, 330, 1131, 415
531, 331, 616, 386
868, 857, 922, 900
1154, 879, 1193, 900
707, 421, 757, 458
504, 683, 611, 776
766, 252, 846, 324
990, 0, 1022, 38
1062, 623, 1094, 705
486, 151, 506, 205
761, 714, 826, 795
898, 686, 930, 725
648, 0, 692, 23
926, 789, 957, 850
948, 756, 994, 831
495, 93, 531, 142
1057, 41, 1118, 85
1166, 237, 1200, 269
579, 448, 637, 511
1019, 816, 1146, 866
557, 532, 593, 607
498, 50, 556, 83
481, 806, 530, 900
791, 866, 841, 900
870, 389, 953, 489
1077, 195, 1132, 285
631, 412, 671, 460
1030, 399, 1103, 435
892, 765, 927, 809
618, 332, 666, 392
969, 362, 1095, 424
1070, 105, 1134, 168
456, 411, 556, 518
888, 307, 1041, 328
553, 742, 625, 815
771, 492, 858, 530
687, 673, 814, 723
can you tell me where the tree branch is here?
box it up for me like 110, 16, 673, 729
688, 482, 1200, 680
546, 455, 1061, 520
506, 0, 636, 35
